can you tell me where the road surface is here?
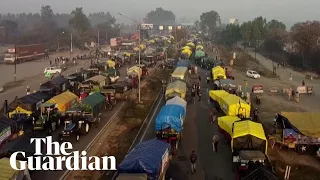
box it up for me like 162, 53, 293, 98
0, 50, 87, 86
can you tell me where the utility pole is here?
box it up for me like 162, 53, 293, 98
70, 33, 73, 60
105, 32, 108, 45
14, 44, 17, 82
97, 30, 100, 47
138, 24, 141, 103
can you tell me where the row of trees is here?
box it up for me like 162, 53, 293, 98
195, 10, 320, 72
0, 6, 121, 51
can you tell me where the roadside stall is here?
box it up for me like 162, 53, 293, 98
155, 105, 185, 150
219, 94, 251, 118
117, 138, 170, 180
165, 80, 187, 100
45, 91, 78, 114
218, 116, 241, 141
166, 96, 187, 112
212, 66, 226, 80
0, 158, 31, 180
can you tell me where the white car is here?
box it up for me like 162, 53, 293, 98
44, 67, 62, 74
246, 70, 261, 79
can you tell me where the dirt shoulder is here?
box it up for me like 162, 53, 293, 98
65, 67, 171, 180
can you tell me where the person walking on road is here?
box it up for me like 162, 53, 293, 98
289, 73, 292, 81
212, 134, 220, 153
190, 150, 197, 174
198, 92, 202, 101
209, 108, 216, 124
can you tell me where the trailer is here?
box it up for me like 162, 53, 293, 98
4, 44, 45, 64
271, 112, 320, 156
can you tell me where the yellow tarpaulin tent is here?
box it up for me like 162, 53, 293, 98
218, 116, 241, 135
139, 44, 146, 50
165, 80, 187, 100
181, 46, 191, 50
280, 112, 320, 138
46, 91, 78, 113
181, 49, 192, 57
127, 66, 142, 77
212, 66, 226, 80
133, 47, 140, 52
107, 60, 116, 68
209, 90, 230, 105
187, 42, 195, 47
196, 45, 204, 50
232, 120, 268, 154
124, 52, 131, 57
219, 94, 251, 118
171, 67, 188, 80
148, 39, 155, 44
9, 106, 32, 118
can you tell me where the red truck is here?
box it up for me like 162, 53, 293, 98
3, 44, 45, 64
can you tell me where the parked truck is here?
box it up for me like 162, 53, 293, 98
3, 44, 45, 64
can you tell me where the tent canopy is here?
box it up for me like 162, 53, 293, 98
118, 138, 170, 178
46, 91, 78, 113
82, 92, 105, 108
219, 94, 251, 118
218, 116, 241, 135
232, 120, 267, 154
166, 96, 187, 111
209, 90, 230, 105
155, 104, 185, 132
212, 66, 226, 80
195, 50, 205, 58
280, 112, 320, 138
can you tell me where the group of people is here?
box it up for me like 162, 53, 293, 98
190, 76, 202, 103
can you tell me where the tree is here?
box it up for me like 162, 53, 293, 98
144, 8, 175, 24
89, 12, 116, 26
69, 7, 91, 34
250, 16, 267, 47
199, 10, 221, 40
291, 21, 320, 66
219, 24, 241, 47
266, 19, 286, 31
41, 5, 54, 21
240, 21, 252, 47
262, 19, 287, 53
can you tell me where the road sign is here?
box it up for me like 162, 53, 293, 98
140, 24, 153, 30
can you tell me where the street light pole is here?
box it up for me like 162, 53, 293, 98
118, 12, 141, 103
70, 33, 73, 59
14, 44, 17, 82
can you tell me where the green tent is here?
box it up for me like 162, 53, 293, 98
82, 92, 105, 116
195, 50, 205, 58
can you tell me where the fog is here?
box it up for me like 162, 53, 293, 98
1, 0, 320, 26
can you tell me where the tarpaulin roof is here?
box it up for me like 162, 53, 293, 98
165, 80, 187, 100
128, 66, 142, 77
187, 42, 195, 47
232, 120, 267, 141
46, 91, 78, 112
177, 60, 191, 67
280, 112, 320, 138
195, 50, 205, 58
218, 116, 241, 135
107, 60, 116, 68
212, 66, 226, 80
219, 94, 251, 118
86, 75, 107, 83
82, 92, 105, 108
166, 96, 187, 111
181, 46, 191, 50
196, 45, 204, 50
209, 90, 230, 105
155, 104, 185, 132
118, 138, 170, 178
0, 158, 20, 179
51, 76, 68, 85
181, 49, 192, 57
171, 67, 188, 80
241, 166, 279, 180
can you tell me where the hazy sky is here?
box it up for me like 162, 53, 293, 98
1, 0, 319, 27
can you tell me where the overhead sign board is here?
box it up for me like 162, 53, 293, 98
159, 26, 164, 30
140, 24, 153, 30
168, 26, 173, 30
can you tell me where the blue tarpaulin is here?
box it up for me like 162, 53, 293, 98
176, 60, 190, 67
118, 138, 171, 178
155, 104, 185, 132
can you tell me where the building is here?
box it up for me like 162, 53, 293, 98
229, 18, 239, 25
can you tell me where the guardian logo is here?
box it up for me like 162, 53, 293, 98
9, 136, 117, 171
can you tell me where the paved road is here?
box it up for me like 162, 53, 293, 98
138, 57, 236, 180
0, 50, 87, 85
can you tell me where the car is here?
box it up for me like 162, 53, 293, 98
44, 66, 62, 74
246, 70, 261, 79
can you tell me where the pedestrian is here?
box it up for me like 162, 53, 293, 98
198, 92, 202, 101
49, 60, 52, 66
302, 80, 305, 86
209, 108, 216, 124
189, 150, 197, 173
198, 75, 201, 82
253, 107, 259, 121
26, 86, 30, 95
289, 73, 292, 81
212, 134, 220, 152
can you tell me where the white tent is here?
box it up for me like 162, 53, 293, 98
166, 96, 187, 111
